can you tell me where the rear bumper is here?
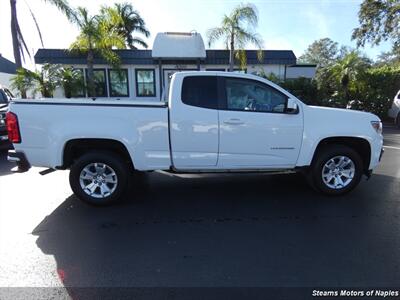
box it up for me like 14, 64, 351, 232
7, 150, 31, 172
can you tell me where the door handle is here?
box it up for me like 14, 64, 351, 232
223, 118, 244, 125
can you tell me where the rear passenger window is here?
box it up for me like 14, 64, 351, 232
181, 76, 218, 109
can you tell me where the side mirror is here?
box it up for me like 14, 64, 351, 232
286, 98, 299, 114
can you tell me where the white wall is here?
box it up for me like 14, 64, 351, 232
286, 66, 316, 79
0, 72, 36, 98
0, 72, 14, 92
48, 62, 314, 101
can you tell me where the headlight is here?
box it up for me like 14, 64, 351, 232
371, 121, 382, 134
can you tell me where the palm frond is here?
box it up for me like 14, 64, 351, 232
42, 0, 76, 22
234, 49, 247, 70
235, 28, 263, 49
101, 3, 150, 49
24, 0, 44, 47
129, 37, 148, 49
231, 3, 258, 27
207, 26, 228, 47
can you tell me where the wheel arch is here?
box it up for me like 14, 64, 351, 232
311, 136, 371, 174
60, 138, 134, 170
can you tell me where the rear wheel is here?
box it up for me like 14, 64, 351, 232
309, 145, 363, 195
69, 151, 129, 206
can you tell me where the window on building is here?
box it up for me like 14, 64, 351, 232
224, 78, 287, 113
108, 69, 129, 97
85, 69, 107, 97
70, 68, 85, 98
135, 69, 155, 97
181, 76, 219, 109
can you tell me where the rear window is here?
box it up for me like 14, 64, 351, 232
181, 76, 218, 109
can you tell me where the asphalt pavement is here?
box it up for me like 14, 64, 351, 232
0, 127, 399, 299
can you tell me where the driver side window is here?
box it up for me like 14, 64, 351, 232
225, 78, 287, 113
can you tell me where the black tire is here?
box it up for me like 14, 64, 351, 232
69, 151, 129, 206
309, 145, 363, 196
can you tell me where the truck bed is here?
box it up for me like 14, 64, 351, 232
10, 99, 171, 171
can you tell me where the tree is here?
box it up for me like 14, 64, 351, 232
298, 38, 340, 67
376, 47, 400, 66
9, 68, 35, 98
10, 64, 60, 98
10, 0, 74, 69
355, 65, 400, 117
10, 0, 74, 97
56, 67, 85, 98
328, 51, 371, 103
70, 7, 125, 97
352, 0, 400, 48
101, 3, 150, 49
207, 3, 263, 72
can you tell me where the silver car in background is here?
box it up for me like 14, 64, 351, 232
388, 90, 400, 128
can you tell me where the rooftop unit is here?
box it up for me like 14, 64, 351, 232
152, 32, 206, 60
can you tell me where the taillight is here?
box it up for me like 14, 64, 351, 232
6, 112, 21, 143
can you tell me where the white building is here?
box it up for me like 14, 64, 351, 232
34, 32, 316, 100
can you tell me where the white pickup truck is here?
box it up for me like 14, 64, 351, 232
6, 72, 384, 205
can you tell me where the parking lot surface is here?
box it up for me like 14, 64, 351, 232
0, 127, 399, 297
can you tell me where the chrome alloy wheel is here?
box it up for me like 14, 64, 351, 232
79, 162, 118, 198
321, 156, 355, 190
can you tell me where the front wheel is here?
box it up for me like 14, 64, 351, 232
69, 152, 129, 206
309, 145, 363, 196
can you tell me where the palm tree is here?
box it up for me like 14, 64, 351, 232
329, 51, 371, 102
9, 68, 35, 98
207, 3, 263, 72
10, 0, 74, 68
70, 7, 125, 97
56, 67, 85, 98
101, 3, 150, 49
10, 64, 60, 98
10, 0, 75, 97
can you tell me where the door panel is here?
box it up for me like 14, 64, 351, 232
169, 75, 219, 168
219, 110, 303, 168
218, 77, 303, 168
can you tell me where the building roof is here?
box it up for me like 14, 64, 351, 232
205, 50, 296, 65
35, 49, 297, 66
0, 55, 17, 74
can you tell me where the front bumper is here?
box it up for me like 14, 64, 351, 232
7, 150, 31, 172
368, 147, 384, 178
379, 147, 384, 162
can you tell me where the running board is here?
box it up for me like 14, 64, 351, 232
166, 168, 297, 175
39, 168, 56, 176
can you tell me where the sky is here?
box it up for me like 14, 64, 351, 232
0, 0, 393, 70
